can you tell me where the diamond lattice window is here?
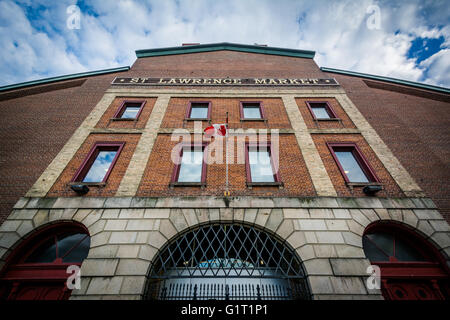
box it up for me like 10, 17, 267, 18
146, 223, 310, 300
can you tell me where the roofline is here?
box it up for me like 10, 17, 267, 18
320, 67, 450, 94
0, 66, 130, 93
136, 42, 315, 59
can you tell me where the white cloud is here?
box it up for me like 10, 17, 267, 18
420, 49, 450, 86
0, 0, 86, 84
0, 0, 449, 87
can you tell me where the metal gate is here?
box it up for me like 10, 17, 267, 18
145, 223, 311, 300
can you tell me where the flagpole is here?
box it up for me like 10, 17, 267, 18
225, 112, 229, 196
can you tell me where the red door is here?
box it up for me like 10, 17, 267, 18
382, 279, 447, 300
8, 281, 70, 300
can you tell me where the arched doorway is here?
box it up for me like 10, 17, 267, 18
363, 221, 449, 300
145, 223, 311, 300
0, 222, 90, 300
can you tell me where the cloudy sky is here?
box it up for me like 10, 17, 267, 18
1, 0, 449, 87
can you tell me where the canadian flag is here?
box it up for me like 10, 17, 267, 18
204, 124, 227, 137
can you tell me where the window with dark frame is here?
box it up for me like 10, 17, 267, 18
171, 144, 207, 184
306, 101, 338, 120
327, 143, 379, 184
25, 232, 91, 264
186, 102, 211, 120
245, 143, 280, 184
240, 102, 264, 120
72, 142, 125, 184
363, 231, 428, 262
113, 101, 146, 119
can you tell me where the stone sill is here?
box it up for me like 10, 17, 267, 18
184, 118, 211, 121
68, 182, 106, 188
315, 118, 341, 121
240, 118, 267, 122
110, 118, 137, 121
169, 182, 206, 189
91, 129, 143, 134
346, 182, 383, 192
159, 128, 295, 134
246, 182, 284, 189
346, 182, 382, 187
308, 128, 360, 134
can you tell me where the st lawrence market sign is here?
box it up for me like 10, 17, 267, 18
111, 77, 339, 87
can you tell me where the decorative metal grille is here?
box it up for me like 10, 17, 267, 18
146, 223, 310, 300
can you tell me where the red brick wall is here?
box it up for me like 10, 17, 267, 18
47, 133, 140, 197
129, 51, 325, 79
312, 133, 404, 198
0, 73, 125, 224
161, 97, 292, 130
324, 73, 450, 222
2, 48, 448, 225
137, 134, 316, 197
95, 97, 157, 129
0, 51, 326, 225
296, 97, 356, 129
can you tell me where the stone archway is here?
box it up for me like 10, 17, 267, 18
145, 222, 311, 300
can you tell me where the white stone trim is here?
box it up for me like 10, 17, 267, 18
116, 95, 171, 196
282, 95, 337, 196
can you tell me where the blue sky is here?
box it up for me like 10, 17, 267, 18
0, 0, 449, 87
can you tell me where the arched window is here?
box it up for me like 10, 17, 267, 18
363, 222, 449, 300
23, 231, 89, 264
145, 223, 311, 300
0, 222, 90, 300
363, 230, 429, 263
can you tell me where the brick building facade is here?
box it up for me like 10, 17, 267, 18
0, 43, 448, 300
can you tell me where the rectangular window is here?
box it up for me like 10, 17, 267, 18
171, 144, 207, 184
306, 101, 338, 120
240, 102, 265, 120
72, 142, 125, 183
113, 101, 146, 119
334, 151, 369, 182
186, 101, 211, 120
245, 143, 280, 184
83, 150, 118, 182
327, 143, 379, 183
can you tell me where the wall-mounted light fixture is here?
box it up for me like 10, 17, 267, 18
70, 184, 89, 195
363, 185, 382, 195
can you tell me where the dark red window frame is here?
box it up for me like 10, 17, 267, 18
245, 142, 281, 184
71, 141, 125, 183
113, 100, 146, 119
306, 101, 338, 120
185, 101, 212, 120
240, 101, 265, 120
327, 142, 379, 183
170, 142, 208, 184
